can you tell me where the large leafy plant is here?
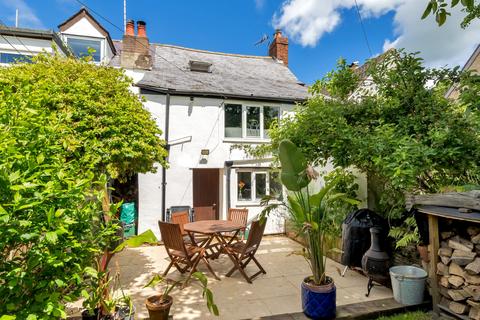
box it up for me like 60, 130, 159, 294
262, 140, 358, 285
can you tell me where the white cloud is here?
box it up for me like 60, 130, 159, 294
383, 1, 480, 68
1, 0, 45, 29
274, 0, 480, 68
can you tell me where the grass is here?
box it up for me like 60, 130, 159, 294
375, 311, 432, 320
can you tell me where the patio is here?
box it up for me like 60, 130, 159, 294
112, 235, 393, 320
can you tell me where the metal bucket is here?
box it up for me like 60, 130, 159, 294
389, 265, 427, 305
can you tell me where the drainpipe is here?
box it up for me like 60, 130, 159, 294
225, 161, 233, 210
161, 92, 171, 222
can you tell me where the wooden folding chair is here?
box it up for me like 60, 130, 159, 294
193, 206, 216, 221
225, 220, 267, 283
193, 206, 220, 256
170, 211, 192, 242
158, 221, 219, 280
227, 208, 248, 240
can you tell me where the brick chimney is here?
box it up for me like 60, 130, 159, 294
125, 19, 134, 36
120, 20, 152, 70
137, 20, 147, 37
269, 29, 289, 66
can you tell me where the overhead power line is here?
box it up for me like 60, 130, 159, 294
0, 18, 35, 56
353, 0, 373, 56
73, 0, 211, 89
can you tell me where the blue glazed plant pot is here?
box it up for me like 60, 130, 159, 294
301, 276, 336, 319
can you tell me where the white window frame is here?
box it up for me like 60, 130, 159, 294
236, 169, 282, 204
223, 101, 281, 142
64, 34, 105, 63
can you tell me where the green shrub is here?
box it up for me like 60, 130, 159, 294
0, 53, 167, 319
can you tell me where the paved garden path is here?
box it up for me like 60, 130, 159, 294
112, 236, 393, 319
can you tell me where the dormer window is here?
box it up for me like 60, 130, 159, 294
189, 60, 212, 73
66, 37, 102, 62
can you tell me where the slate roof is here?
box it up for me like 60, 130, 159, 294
112, 41, 308, 103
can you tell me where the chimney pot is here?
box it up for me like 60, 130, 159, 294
137, 20, 147, 38
125, 19, 135, 36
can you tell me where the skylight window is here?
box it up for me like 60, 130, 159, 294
189, 60, 212, 73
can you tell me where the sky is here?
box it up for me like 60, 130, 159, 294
1, 0, 479, 85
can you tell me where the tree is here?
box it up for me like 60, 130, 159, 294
422, 0, 480, 27
0, 53, 167, 319
268, 50, 480, 220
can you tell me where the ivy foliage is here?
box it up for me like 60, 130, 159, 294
0, 53, 167, 319
268, 50, 480, 219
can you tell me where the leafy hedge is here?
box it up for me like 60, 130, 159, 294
267, 50, 480, 219
0, 54, 167, 319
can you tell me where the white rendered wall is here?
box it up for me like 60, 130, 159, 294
138, 93, 295, 237
61, 17, 104, 38
137, 92, 369, 238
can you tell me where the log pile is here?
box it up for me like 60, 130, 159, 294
437, 227, 480, 319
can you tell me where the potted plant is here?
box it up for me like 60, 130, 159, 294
144, 272, 218, 320
81, 230, 158, 319
261, 140, 358, 319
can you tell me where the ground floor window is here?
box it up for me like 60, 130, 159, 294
237, 169, 283, 202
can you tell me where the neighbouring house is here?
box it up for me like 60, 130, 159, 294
0, 8, 116, 65
0, 25, 69, 64
445, 44, 480, 100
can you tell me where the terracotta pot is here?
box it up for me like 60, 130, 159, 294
417, 244, 429, 263
301, 276, 336, 319
145, 295, 173, 320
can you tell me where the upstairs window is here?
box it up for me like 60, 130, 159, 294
0, 52, 32, 64
67, 37, 102, 62
246, 106, 260, 137
224, 104, 280, 140
224, 104, 242, 138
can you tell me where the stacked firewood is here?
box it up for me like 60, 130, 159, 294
437, 226, 480, 319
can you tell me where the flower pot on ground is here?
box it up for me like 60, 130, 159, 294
145, 295, 173, 320
144, 272, 219, 320
81, 230, 159, 320
301, 276, 336, 319
261, 140, 359, 320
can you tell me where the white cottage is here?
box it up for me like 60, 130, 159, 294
109, 21, 309, 236
1, 8, 310, 237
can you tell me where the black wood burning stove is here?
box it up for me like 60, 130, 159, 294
361, 227, 391, 297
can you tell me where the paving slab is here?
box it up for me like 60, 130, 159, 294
108, 235, 393, 319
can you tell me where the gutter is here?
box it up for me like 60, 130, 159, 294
161, 92, 171, 222
225, 161, 233, 210
138, 84, 307, 104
